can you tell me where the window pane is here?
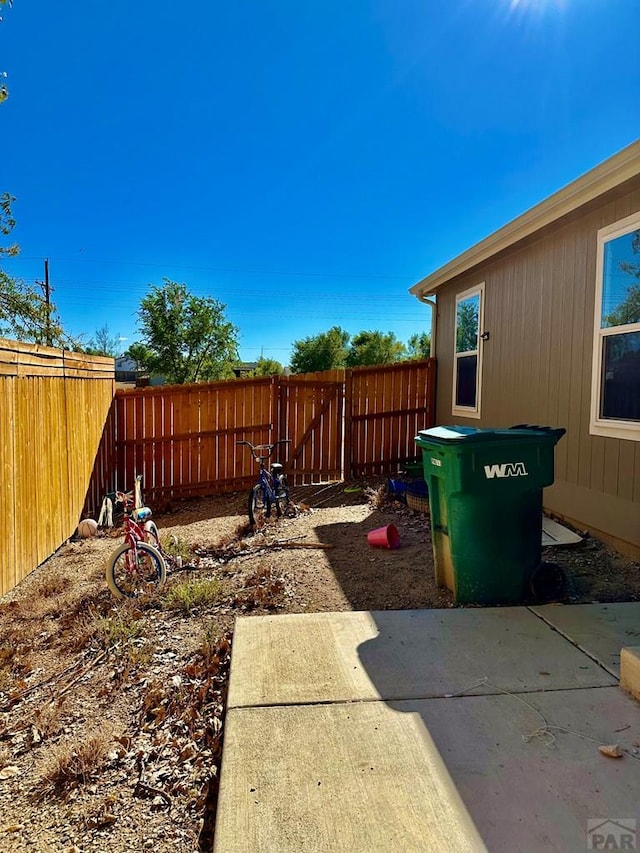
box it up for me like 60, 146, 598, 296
601, 331, 640, 420
456, 295, 479, 353
601, 229, 640, 328
456, 354, 477, 408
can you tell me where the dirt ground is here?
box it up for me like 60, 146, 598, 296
1, 480, 639, 852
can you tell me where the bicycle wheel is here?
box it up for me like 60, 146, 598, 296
143, 520, 161, 550
275, 474, 291, 517
106, 541, 167, 599
248, 484, 271, 527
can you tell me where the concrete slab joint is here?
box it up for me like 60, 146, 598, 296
215, 606, 640, 853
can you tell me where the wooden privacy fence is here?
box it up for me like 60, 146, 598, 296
88, 359, 436, 507
0, 338, 114, 597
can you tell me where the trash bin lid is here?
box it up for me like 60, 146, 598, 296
415, 425, 565, 445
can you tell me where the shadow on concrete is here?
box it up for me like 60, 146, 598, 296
213, 490, 640, 852
350, 605, 639, 852
311, 509, 640, 851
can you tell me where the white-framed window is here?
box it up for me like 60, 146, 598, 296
452, 283, 484, 419
590, 211, 640, 441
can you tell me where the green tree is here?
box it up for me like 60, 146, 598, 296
132, 279, 239, 384
0, 195, 68, 344
85, 324, 122, 357
249, 356, 284, 376
604, 283, 640, 327
0, 193, 17, 258
289, 326, 350, 374
346, 330, 407, 366
606, 231, 640, 326
598, 232, 640, 367
123, 342, 152, 375
406, 331, 431, 359
456, 300, 479, 353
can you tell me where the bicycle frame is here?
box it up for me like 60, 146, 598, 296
256, 465, 279, 504
237, 439, 291, 526
106, 476, 167, 599
116, 478, 181, 571
117, 490, 153, 560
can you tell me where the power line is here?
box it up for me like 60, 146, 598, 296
16, 276, 426, 318
42, 278, 416, 301
14, 255, 415, 282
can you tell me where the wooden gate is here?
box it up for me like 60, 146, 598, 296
277, 370, 344, 485
85, 359, 436, 510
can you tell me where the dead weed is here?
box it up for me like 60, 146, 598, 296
35, 726, 114, 796
31, 571, 72, 599
33, 698, 68, 739
229, 564, 288, 611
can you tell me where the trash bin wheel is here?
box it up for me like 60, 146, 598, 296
529, 561, 567, 603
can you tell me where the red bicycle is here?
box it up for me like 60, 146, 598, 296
105, 477, 166, 598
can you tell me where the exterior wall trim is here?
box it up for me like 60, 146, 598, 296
451, 282, 485, 419
589, 209, 640, 442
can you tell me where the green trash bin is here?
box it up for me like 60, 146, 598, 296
414, 425, 565, 605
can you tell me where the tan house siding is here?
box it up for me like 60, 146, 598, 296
433, 177, 640, 554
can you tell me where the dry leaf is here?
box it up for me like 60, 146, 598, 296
179, 744, 197, 762
598, 744, 623, 758
0, 766, 20, 780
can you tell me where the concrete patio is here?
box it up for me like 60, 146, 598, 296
213, 604, 640, 852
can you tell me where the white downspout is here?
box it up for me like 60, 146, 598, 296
416, 292, 437, 357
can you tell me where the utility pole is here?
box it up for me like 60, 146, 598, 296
33, 259, 54, 346
34, 259, 55, 346
43, 258, 52, 346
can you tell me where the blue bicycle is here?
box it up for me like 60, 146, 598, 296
237, 439, 291, 527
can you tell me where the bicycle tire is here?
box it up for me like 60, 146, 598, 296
276, 474, 291, 517
143, 520, 161, 550
248, 484, 271, 527
106, 541, 167, 599
142, 520, 175, 570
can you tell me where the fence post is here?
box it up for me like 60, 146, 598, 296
344, 368, 353, 480
277, 374, 288, 442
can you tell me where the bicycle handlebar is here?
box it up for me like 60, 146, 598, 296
115, 473, 144, 508
237, 439, 290, 459
115, 489, 135, 506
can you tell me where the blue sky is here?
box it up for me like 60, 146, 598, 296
2, 0, 639, 364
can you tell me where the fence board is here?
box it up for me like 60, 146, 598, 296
350, 360, 435, 476
82, 360, 436, 513
0, 338, 114, 597
0, 376, 16, 592
105, 378, 275, 503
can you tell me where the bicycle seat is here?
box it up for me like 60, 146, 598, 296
133, 507, 153, 521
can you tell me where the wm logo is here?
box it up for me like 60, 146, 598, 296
483, 462, 528, 479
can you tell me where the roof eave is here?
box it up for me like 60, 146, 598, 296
410, 139, 640, 298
